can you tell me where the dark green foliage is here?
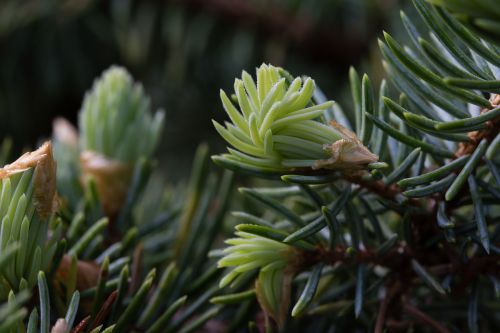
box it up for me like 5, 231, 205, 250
211, 0, 500, 331
429, 0, 500, 41
0, 0, 499, 332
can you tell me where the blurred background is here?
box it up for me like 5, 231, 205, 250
0, 0, 407, 180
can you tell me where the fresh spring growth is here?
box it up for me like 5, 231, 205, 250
0, 142, 58, 299
79, 66, 165, 163
213, 64, 378, 174
78, 66, 165, 215
218, 227, 296, 326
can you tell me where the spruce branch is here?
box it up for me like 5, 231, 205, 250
1, 0, 499, 331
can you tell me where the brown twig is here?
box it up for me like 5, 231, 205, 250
386, 319, 410, 331
374, 294, 390, 333
310, 243, 413, 270
71, 315, 91, 333
375, 282, 402, 333
344, 173, 402, 201
313, 241, 493, 330
403, 302, 450, 333
91, 291, 118, 329
130, 242, 144, 294
307, 243, 499, 281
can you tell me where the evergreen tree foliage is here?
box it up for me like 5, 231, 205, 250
0, 0, 499, 332
429, 0, 500, 41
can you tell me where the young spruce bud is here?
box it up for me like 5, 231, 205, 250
213, 63, 377, 175
79, 66, 165, 216
218, 226, 298, 327
0, 142, 58, 298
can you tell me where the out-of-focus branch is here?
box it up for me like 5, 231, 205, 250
403, 302, 451, 333
171, 0, 371, 66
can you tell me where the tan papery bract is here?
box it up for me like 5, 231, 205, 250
34, 143, 58, 219
314, 121, 378, 170
56, 255, 100, 291
53, 117, 79, 147
50, 319, 69, 333
491, 94, 499, 108
0, 142, 49, 179
80, 150, 132, 217
56, 255, 102, 315
0, 141, 58, 219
